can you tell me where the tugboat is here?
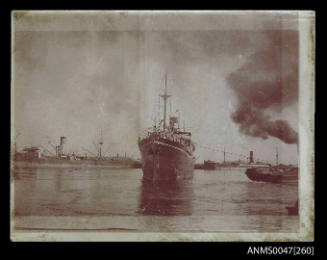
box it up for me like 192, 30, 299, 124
245, 166, 298, 183
245, 150, 298, 184
138, 74, 196, 181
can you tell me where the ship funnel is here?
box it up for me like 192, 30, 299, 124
249, 151, 254, 164
169, 116, 178, 129
59, 136, 66, 156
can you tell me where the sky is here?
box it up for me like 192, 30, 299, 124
12, 11, 299, 164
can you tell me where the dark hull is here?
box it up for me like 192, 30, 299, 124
138, 138, 194, 181
203, 161, 216, 170
13, 157, 138, 169
245, 167, 298, 184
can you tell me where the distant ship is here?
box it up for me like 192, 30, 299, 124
13, 136, 141, 169
13, 153, 141, 169
203, 160, 216, 170
138, 74, 195, 181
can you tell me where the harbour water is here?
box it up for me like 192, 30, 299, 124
13, 167, 299, 233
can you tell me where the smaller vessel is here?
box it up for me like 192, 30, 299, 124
203, 160, 216, 170
244, 149, 298, 184
245, 166, 298, 184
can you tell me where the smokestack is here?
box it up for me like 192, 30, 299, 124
59, 136, 66, 156
249, 151, 254, 164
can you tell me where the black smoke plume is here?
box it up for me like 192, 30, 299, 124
227, 31, 298, 144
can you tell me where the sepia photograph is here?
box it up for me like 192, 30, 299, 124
10, 10, 314, 242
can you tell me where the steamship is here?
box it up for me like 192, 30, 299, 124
13, 136, 141, 169
244, 150, 298, 184
138, 75, 196, 181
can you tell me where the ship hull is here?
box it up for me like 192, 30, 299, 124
12, 157, 139, 169
245, 168, 282, 183
138, 138, 194, 181
245, 167, 298, 184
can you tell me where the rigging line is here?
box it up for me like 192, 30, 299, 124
197, 144, 274, 164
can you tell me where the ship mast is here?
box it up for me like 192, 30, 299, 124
160, 73, 171, 129
98, 128, 103, 158
223, 146, 226, 164
276, 146, 279, 166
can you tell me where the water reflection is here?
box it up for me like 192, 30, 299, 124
13, 167, 299, 232
138, 178, 194, 216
